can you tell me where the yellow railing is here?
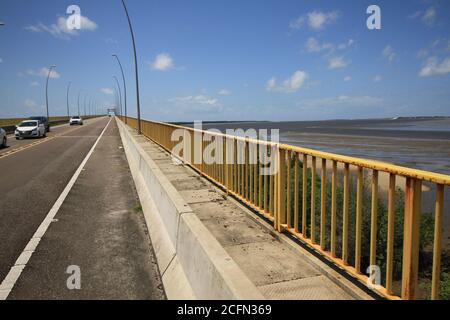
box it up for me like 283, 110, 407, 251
120, 116, 449, 300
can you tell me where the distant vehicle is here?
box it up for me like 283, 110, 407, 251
70, 116, 83, 126
29, 116, 50, 132
0, 127, 7, 148
15, 120, 46, 139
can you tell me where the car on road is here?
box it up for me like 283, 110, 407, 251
70, 116, 83, 126
15, 120, 46, 140
29, 116, 50, 133
0, 127, 7, 148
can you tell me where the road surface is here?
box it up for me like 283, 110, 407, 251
0, 117, 165, 299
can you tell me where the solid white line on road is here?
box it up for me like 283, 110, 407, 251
0, 118, 112, 300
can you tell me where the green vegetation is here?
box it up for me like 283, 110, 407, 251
249, 157, 448, 298
133, 204, 143, 214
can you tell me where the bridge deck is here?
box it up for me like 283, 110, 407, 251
126, 124, 373, 300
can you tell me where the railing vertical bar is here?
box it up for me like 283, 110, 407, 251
302, 154, 308, 236
259, 145, 263, 209
311, 156, 317, 244
431, 184, 444, 300
270, 147, 275, 216
264, 146, 269, 213
370, 170, 379, 267
386, 173, 396, 294
245, 141, 249, 200
331, 161, 337, 257
294, 153, 299, 233
249, 142, 253, 203
354, 167, 363, 271
320, 158, 327, 250
342, 163, 350, 265
254, 143, 258, 205
286, 151, 292, 229
401, 178, 422, 300
277, 148, 286, 232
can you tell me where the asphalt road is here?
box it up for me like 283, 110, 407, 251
0, 117, 165, 299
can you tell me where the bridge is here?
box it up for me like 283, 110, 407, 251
0, 116, 448, 300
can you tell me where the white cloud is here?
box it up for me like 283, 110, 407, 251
30, 81, 39, 87
337, 39, 354, 50
305, 37, 353, 55
151, 53, 174, 71
410, 7, 437, 26
299, 95, 382, 109
169, 94, 221, 112
382, 45, 396, 62
100, 88, 114, 95
266, 70, 308, 93
373, 75, 383, 82
328, 56, 350, 69
217, 89, 231, 96
290, 10, 339, 30
25, 15, 98, 39
24, 99, 37, 108
422, 7, 437, 26
305, 37, 332, 53
26, 67, 61, 79
419, 56, 450, 77
344, 76, 352, 82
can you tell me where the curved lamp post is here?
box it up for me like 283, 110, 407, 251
45, 65, 57, 124
112, 54, 127, 123
120, 0, 141, 134
113, 76, 123, 117
66, 81, 72, 119
77, 90, 83, 117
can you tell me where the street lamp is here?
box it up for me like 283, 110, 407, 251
120, 0, 141, 134
77, 90, 82, 117
45, 65, 56, 127
113, 76, 123, 117
83, 95, 88, 117
66, 82, 72, 119
112, 54, 127, 123
112, 86, 120, 117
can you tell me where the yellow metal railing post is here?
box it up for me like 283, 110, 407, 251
330, 161, 337, 257
386, 173, 396, 294
401, 178, 422, 300
294, 153, 299, 233
355, 167, 363, 272
311, 157, 317, 243
320, 159, 327, 250
276, 147, 286, 232
431, 184, 444, 300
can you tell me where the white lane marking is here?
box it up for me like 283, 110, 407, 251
0, 118, 112, 300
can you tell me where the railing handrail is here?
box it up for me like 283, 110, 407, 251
135, 117, 450, 186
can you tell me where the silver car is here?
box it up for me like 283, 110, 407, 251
15, 120, 46, 139
0, 127, 6, 148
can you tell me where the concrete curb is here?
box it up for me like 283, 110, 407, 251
117, 119, 265, 300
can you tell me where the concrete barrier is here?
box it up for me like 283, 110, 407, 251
117, 118, 264, 300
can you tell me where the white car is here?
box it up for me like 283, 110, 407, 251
15, 120, 46, 140
70, 116, 83, 126
0, 127, 7, 148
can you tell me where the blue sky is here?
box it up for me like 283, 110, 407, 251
0, 0, 450, 121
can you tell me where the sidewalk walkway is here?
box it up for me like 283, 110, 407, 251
7, 119, 166, 300
125, 124, 373, 300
